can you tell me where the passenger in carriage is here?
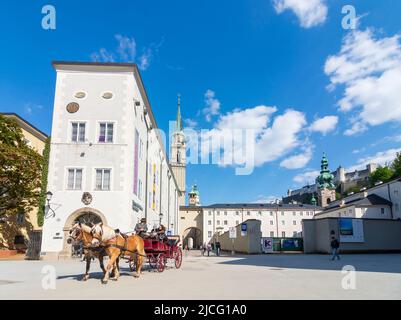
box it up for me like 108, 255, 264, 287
135, 218, 149, 238
151, 224, 167, 242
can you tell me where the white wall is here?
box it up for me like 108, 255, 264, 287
203, 207, 321, 243
316, 205, 391, 220
41, 64, 180, 255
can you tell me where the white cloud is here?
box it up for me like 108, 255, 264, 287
115, 34, 136, 61
24, 103, 43, 115
272, 0, 328, 28
91, 34, 159, 70
203, 90, 221, 122
293, 170, 320, 185
280, 144, 313, 169
309, 116, 338, 135
201, 106, 307, 168
347, 148, 401, 172
325, 29, 401, 135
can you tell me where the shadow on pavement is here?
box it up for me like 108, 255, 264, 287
217, 253, 401, 274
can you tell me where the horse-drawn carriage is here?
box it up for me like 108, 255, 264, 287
128, 235, 183, 273
67, 222, 183, 284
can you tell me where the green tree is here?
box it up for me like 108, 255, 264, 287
37, 137, 51, 226
0, 115, 43, 217
369, 166, 394, 186
391, 152, 401, 178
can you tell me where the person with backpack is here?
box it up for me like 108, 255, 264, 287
330, 231, 340, 261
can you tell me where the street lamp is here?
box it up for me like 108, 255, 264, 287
159, 212, 164, 225
45, 191, 56, 219
46, 191, 53, 203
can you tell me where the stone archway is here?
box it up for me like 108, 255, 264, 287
60, 208, 108, 259
182, 227, 202, 249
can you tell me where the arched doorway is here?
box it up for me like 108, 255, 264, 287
182, 227, 202, 249
60, 208, 107, 258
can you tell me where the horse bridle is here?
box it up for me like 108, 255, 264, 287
67, 226, 82, 244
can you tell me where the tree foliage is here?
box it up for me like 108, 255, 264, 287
37, 137, 50, 226
0, 115, 43, 217
370, 165, 394, 186
391, 152, 401, 178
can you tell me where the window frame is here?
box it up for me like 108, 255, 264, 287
70, 121, 87, 143
66, 167, 84, 191
97, 121, 116, 143
94, 168, 112, 191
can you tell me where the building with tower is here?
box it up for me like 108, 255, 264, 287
40, 61, 181, 259
170, 95, 187, 207
188, 185, 201, 207
316, 153, 337, 207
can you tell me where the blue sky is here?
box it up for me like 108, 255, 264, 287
1, 0, 401, 204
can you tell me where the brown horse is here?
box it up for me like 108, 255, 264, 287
91, 223, 145, 284
67, 222, 119, 281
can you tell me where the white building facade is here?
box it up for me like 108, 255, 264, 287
41, 62, 181, 259
202, 203, 322, 244
315, 179, 401, 220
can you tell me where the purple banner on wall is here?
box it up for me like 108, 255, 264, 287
133, 129, 139, 195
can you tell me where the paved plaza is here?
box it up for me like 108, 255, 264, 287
0, 252, 401, 300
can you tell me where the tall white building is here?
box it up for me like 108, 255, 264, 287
41, 61, 181, 259
170, 95, 186, 207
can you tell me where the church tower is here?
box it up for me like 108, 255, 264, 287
316, 153, 336, 207
188, 185, 201, 207
170, 94, 186, 206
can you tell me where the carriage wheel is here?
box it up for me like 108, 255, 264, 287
174, 248, 183, 269
156, 254, 166, 273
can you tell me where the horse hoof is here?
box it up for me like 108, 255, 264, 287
111, 278, 118, 281
82, 277, 89, 282
134, 274, 140, 278
102, 280, 108, 285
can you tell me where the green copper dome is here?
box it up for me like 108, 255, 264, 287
189, 184, 199, 196
316, 153, 336, 190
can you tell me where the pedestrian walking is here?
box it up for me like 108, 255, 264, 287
330, 232, 340, 261
207, 243, 211, 257
216, 241, 221, 256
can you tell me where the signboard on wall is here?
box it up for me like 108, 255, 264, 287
339, 219, 364, 243
229, 227, 237, 239
241, 223, 247, 236
261, 237, 274, 253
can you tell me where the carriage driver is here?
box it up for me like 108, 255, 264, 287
135, 218, 149, 237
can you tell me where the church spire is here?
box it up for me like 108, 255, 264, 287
176, 94, 183, 132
